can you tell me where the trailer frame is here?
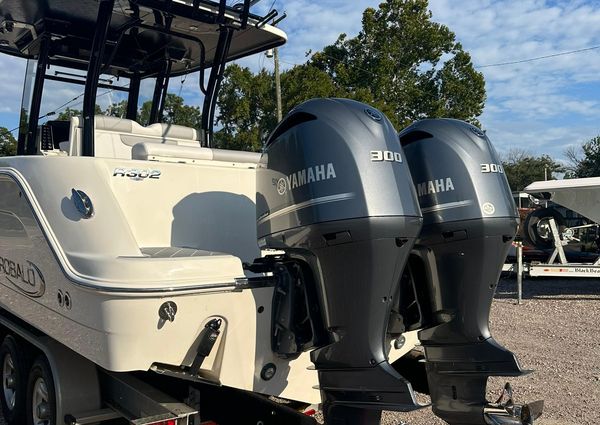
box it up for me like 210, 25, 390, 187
0, 308, 200, 425
504, 217, 600, 302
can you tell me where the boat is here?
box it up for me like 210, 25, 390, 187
0, 0, 320, 411
521, 178, 600, 277
525, 177, 600, 225
0, 1, 544, 424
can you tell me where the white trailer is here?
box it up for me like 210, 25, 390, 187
527, 216, 600, 277
505, 178, 600, 281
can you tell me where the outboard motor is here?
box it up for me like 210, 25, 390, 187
400, 119, 543, 425
256, 99, 423, 423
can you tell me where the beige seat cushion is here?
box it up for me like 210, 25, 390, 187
131, 142, 261, 164
67, 116, 203, 158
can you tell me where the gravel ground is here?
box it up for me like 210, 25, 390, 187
2, 277, 598, 425
383, 276, 600, 425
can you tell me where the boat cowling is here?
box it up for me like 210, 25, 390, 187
256, 98, 424, 422
401, 119, 541, 425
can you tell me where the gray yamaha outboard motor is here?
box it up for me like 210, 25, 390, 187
400, 119, 543, 425
256, 99, 423, 424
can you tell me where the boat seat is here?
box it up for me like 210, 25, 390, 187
59, 141, 70, 152
94, 116, 200, 141
141, 247, 225, 258
66, 116, 202, 158
131, 142, 262, 164
146, 123, 199, 141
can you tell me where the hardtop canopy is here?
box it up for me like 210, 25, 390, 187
0, 0, 286, 78
11, 0, 286, 154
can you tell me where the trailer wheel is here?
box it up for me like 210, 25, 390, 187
26, 356, 56, 425
0, 335, 29, 425
523, 208, 565, 250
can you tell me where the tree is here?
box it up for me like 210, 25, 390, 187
57, 106, 102, 121
564, 136, 600, 178
502, 149, 564, 192
214, 65, 277, 152
0, 127, 17, 156
139, 94, 201, 128
104, 100, 128, 118
280, 64, 345, 114
162, 94, 202, 128
54, 94, 200, 130
57, 107, 80, 121
139, 101, 152, 126
215, 64, 347, 151
311, 0, 485, 129
215, 0, 486, 151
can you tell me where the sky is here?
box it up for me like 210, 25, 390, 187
267, 0, 600, 163
2, 0, 600, 164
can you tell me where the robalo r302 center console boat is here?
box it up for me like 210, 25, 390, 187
0, 1, 543, 424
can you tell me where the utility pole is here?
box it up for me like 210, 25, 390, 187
274, 47, 282, 121
267, 12, 286, 121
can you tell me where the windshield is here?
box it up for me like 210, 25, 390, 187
18, 60, 203, 150
20, 62, 130, 123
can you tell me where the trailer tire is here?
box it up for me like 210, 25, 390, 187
523, 208, 565, 250
26, 356, 56, 425
0, 335, 29, 425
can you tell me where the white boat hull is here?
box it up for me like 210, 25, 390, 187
0, 155, 325, 402
0, 147, 417, 406
525, 177, 600, 224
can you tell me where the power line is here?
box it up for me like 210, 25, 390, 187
5, 83, 130, 135
278, 58, 300, 67
476, 45, 600, 68
283, 43, 600, 74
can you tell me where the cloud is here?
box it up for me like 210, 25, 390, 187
250, 0, 600, 161
260, 0, 377, 70
428, 0, 600, 160
0, 56, 27, 115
